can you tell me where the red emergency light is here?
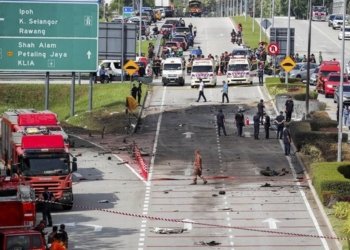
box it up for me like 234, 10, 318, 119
18, 113, 58, 126
22, 135, 64, 149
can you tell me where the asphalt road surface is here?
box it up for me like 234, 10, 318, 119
47, 17, 341, 249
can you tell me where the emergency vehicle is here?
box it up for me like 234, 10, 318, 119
0, 109, 77, 209
312, 6, 327, 21
162, 57, 185, 86
188, 0, 202, 17
0, 177, 46, 250
226, 58, 254, 85
190, 58, 217, 87
316, 60, 341, 93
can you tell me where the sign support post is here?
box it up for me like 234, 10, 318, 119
45, 72, 49, 110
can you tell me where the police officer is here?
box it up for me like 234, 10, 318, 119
264, 114, 271, 139
253, 112, 260, 140
216, 109, 227, 136
257, 99, 265, 125
275, 111, 285, 139
235, 108, 245, 137
285, 96, 294, 122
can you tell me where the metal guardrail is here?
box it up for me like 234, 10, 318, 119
0, 72, 92, 81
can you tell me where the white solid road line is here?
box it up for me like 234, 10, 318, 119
138, 86, 167, 250
257, 85, 331, 250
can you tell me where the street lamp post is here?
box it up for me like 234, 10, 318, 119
306, 0, 312, 117
252, 0, 255, 32
337, 0, 346, 162
138, 0, 143, 57
271, 0, 275, 28
259, 0, 263, 42
285, 0, 291, 85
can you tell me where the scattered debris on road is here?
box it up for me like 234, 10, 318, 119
117, 161, 129, 165
260, 167, 289, 176
151, 227, 186, 234
195, 241, 221, 246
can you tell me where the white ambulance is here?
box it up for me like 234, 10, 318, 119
226, 58, 256, 85
190, 58, 217, 87
162, 57, 185, 86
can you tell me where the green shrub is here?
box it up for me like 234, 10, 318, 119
300, 144, 324, 162
309, 119, 338, 131
290, 117, 348, 151
279, 77, 303, 84
311, 162, 350, 205
293, 92, 318, 101
334, 202, 350, 219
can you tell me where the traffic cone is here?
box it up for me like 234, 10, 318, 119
245, 117, 250, 126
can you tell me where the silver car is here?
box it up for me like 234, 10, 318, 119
310, 66, 319, 85
334, 85, 350, 104
279, 63, 318, 82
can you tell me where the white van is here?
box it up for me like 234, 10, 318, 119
162, 57, 185, 86
226, 58, 255, 85
190, 59, 217, 87
97, 60, 123, 80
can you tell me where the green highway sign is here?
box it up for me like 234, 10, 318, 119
0, 1, 99, 72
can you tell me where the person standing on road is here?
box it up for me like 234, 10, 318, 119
319, 51, 323, 64
235, 108, 245, 137
41, 187, 54, 227
59, 224, 68, 249
196, 79, 207, 102
258, 62, 264, 85
275, 111, 285, 139
283, 124, 292, 156
253, 112, 260, 140
257, 99, 265, 125
48, 226, 58, 245
191, 149, 207, 185
216, 109, 227, 136
221, 80, 229, 103
264, 114, 271, 139
285, 96, 294, 122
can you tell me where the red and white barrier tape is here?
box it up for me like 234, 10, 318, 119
36, 199, 345, 241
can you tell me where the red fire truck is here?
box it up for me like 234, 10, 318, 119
312, 6, 327, 21
0, 176, 46, 250
0, 109, 77, 209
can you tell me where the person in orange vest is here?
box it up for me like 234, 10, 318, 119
191, 149, 207, 185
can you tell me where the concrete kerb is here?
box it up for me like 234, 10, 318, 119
260, 85, 342, 249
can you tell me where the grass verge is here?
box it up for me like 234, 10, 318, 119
137, 38, 156, 57
232, 16, 269, 49
0, 83, 148, 133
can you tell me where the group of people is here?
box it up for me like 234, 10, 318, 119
36, 187, 69, 249
131, 81, 143, 104
214, 96, 294, 156
35, 220, 69, 250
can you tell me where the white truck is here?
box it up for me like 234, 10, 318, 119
162, 57, 185, 86
226, 58, 256, 85
190, 58, 217, 87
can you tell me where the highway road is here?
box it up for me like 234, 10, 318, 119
48, 18, 338, 250
46, 17, 341, 249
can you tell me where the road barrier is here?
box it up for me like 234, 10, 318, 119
132, 142, 149, 181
